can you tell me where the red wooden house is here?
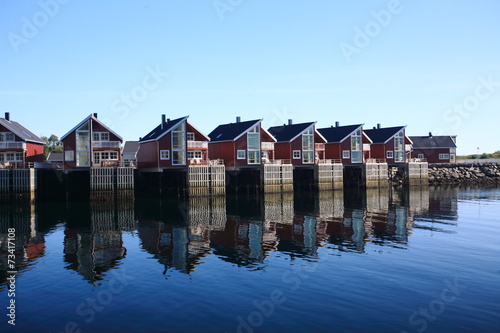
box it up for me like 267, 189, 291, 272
137, 115, 210, 171
0, 112, 45, 165
317, 123, 372, 165
208, 117, 276, 168
267, 120, 326, 166
61, 113, 123, 170
363, 125, 412, 164
409, 133, 457, 163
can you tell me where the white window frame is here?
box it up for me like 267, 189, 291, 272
93, 132, 109, 142
293, 150, 301, 159
439, 153, 449, 160
160, 150, 170, 160
187, 132, 195, 141
387, 151, 394, 159
0, 132, 15, 142
247, 125, 260, 164
418, 154, 424, 159
65, 150, 74, 161
187, 151, 202, 159
172, 122, 186, 165
237, 150, 246, 160
302, 127, 314, 164
342, 150, 350, 159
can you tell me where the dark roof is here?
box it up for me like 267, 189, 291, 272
268, 122, 315, 142
122, 141, 140, 153
409, 135, 457, 149
139, 116, 187, 142
364, 126, 405, 143
317, 124, 362, 143
0, 117, 45, 144
61, 114, 123, 141
47, 152, 63, 162
208, 119, 261, 142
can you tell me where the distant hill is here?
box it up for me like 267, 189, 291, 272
458, 151, 500, 159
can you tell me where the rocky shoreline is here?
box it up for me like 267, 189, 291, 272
428, 163, 500, 185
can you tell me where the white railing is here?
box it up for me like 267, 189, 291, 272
261, 142, 274, 150
263, 159, 291, 165
363, 143, 371, 151
405, 144, 412, 151
187, 141, 208, 149
316, 159, 342, 164
0, 142, 26, 149
92, 141, 121, 148
366, 158, 386, 163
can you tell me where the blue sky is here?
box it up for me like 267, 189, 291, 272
1, 0, 499, 154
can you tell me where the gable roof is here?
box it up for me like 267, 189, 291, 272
317, 124, 363, 143
60, 114, 123, 141
139, 116, 188, 143
409, 135, 457, 149
122, 141, 140, 154
47, 152, 63, 162
268, 122, 317, 142
0, 117, 45, 144
364, 126, 406, 144
208, 119, 262, 142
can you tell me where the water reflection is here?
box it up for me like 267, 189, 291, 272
0, 186, 474, 286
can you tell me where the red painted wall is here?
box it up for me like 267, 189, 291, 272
324, 143, 341, 160
412, 148, 453, 163
274, 142, 290, 161
209, 141, 236, 167
25, 143, 44, 162
137, 141, 159, 169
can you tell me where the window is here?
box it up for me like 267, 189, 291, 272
418, 154, 424, 159
76, 121, 90, 167
351, 151, 362, 163
93, 132, 109, 141
351, 129, 362, 163
439, 154, 449, 160
342, 150, 350, 159
160, 150, 170, 160
293, 150, 301, 159
394, 130, 404, 162
65, 150, 74, 161
172, 122, 186, 165
247, 125, 260, 164
387, 151, 394, 159
187, 151, 202, 159
0, 133, 15, 142
77, 152, 90, 167
187, 132, 195, 141
237, 150, 246, 159
15, 153, 23, 161
302, 127, 314, 164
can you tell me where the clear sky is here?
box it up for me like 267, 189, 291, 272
1, 0, 499, 154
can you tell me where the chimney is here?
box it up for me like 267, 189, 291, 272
335, 121, 339, 127
161, 114, 166, 129
236, 116, 241, 123
428, 132, 432, 137
377, 123, 381, 129
288, 119, 293, 125
5, 112, 10, 121
93, 113, 98, 118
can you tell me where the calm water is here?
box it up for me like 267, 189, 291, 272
1, 186, 499, 333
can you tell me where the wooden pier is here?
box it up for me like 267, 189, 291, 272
0, 168, 36, 202
363, 160, 389, 188
188, 160, 226, 196
261, 160, 294, 193
314, 160, 343, 191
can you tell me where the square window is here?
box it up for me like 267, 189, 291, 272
187, 132, 195, 141
237, 150, 246, 159
160, 150, 170, 160
387, 151, 394, 159
342, 150, 350, 159
65, 150, 74, 161
418, 154, 424, 159
293, 150, 301, 159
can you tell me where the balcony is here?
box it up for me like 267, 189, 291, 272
315, 143, 325, 151
0, 142, 26, 150
405, 144, 412, 152
261, 142, 274, 150
92, 141, 121, 149
262, 159, 291, 165
363, 143, 371, 151
187, 140, 208, 149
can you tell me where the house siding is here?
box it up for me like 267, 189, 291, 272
412, 148, 453, 163
137, 141, 159, 169
208, 141, 235, 167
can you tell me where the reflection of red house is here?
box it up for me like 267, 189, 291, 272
409, 133, 457, 163
0, 112, 45, 165
137, 115, 210, 171
268, 121, 326, 166
363, 125, 412, 164
61, 113, 123, 170
317, 123, 372, 165
208, 118, 276, 168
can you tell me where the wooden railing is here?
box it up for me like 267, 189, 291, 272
315, 143, 325, 150
187, 141, 208, 149
363, 144, 371, 151
316, 159, 342, 164
0, 162, 34, 169
262, 159, 291, 165
408, 158, 427, 163
366, 158, 386, 163
92, 141, 121, 148
261, 142, 275, 150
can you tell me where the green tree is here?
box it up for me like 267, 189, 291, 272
41, 135, 62, 160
